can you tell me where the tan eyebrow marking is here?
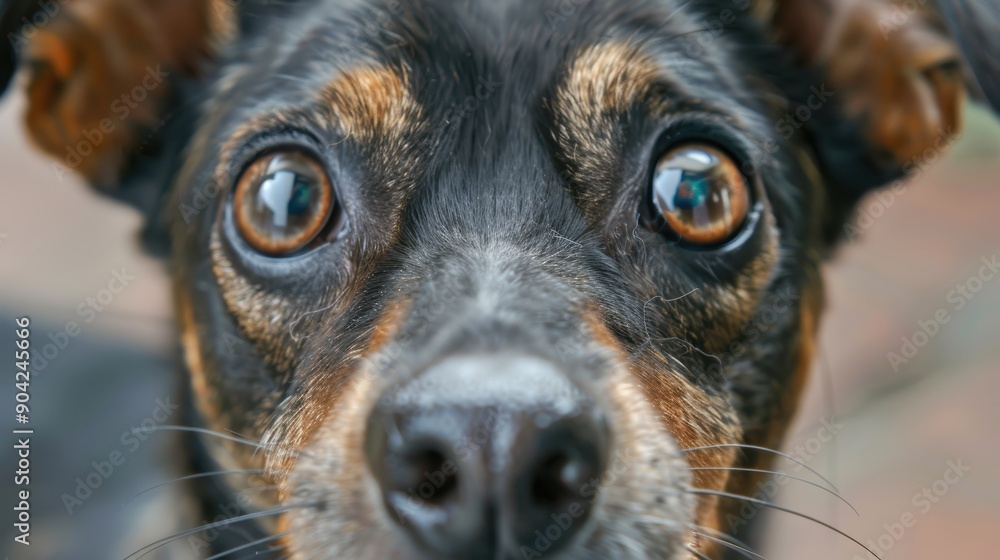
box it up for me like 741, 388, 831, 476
556, 41, 664, 115
318, 64, 423, 144
548, 41, 668, 222
316, 63, 426, 231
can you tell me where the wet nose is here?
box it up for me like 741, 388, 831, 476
365, 354, 610, 558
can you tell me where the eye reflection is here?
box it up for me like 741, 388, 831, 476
650, 144, 749, 246
233, 151, 336, 255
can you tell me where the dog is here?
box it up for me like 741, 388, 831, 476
3, 0, 999, 558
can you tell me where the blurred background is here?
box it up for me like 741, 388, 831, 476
1, 89, 999, 559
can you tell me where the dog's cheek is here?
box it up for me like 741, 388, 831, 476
632, 350, 741, 540
280, 366, 403, 560
261, 302, 415, 559
585, 313, 736, 554
717, 275, 825, 533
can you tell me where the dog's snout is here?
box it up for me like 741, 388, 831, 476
365, 354, 610, 557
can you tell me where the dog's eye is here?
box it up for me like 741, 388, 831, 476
233, 150, 337, 255
649, 144, 749, 247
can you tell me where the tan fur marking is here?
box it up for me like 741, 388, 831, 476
584, 311, 739, 552
210, 231, 306, 367
561, 42, 664, 115
319, 64, 422, 144
264, 297, 412, 484
548, 41, 669, 222
178, 289, 221, 428
634, 350, 739, 543
177, 284, 275, 504
367, 300, 411, 353
205, 63, 423, 489
208, 0, 239, 44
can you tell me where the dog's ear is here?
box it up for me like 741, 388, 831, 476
754, 0, 1000, 243
1, 0, 238, 252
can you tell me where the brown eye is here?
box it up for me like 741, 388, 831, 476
650, 144, 750, 246
232, 150, 337, 255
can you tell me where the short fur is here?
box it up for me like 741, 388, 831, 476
3, 0, 998, 558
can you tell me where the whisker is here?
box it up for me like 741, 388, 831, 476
130, 425, 306, 458
686, 489, 881, 559
688, 546, 713, 560
131, 425, 267, 449
122, 469, 267, 507
289, 307, 333, 339
687, 523, 756, 553
124, 504, 313, 560
680, 443, 840, 492
641, 290, 701, 347
690, 530, 765, 560
689, 467, 858, 515
204, 531, 291, 560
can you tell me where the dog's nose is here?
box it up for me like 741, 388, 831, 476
365, 354, 610, 557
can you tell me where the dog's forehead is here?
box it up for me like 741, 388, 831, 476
321, 0, 696, 63
223, 0, 751, 211
252, 0, 711, 113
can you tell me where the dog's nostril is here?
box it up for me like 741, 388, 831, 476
531, 451, 595, 506
532, 453, 570, 505
385, 447, 459, 506
511, 423, 606, 551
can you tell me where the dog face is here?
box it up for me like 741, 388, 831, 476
174, 4, 808, 556
4, 0, 995, 558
